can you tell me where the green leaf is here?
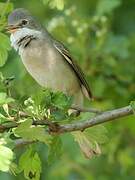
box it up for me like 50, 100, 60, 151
51, 110, 67, 121
52, 92, 72, 110
48, 136, 62, 164
0, 50, 8, 67
0, 113, 9, 123
19, 147, 41, 180
32, 89, 52, 108
0, 92, 14, 106
0, 33, 11, 67
0, 145, 13, 172
0, 2, 13, 15
96, 0, 122, 15
13, 119, 50, 144
43, 0, 64, 10
55, 0, 64, 10
0, 93, 6, 104
85, 125, 108, 144
0, 33, 11, 50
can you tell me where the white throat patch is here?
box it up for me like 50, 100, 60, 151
10, 27, 42, 54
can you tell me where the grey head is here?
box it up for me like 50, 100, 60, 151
7, 8, 43, 32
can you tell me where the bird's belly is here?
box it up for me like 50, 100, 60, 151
20, 45, 80, 96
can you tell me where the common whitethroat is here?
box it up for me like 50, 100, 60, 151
7, 8, 92, 107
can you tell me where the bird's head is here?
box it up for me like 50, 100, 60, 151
7, 8, 42, 33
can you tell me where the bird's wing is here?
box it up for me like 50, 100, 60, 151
53, 40, 92, 100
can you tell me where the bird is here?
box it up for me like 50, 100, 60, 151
7, 8, 92, 108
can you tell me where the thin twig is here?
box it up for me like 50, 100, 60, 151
14, 139, 36, 149
71, 105, 102, 114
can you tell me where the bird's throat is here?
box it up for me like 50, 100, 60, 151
10, 27, 42, 54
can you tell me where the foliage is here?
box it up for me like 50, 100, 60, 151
0, 2, 13, 67
19, 147, 42, 180
0, 76, 107, 179
0, 0, 135, 180
13, 119, 50, 144
0, 144, 13, 172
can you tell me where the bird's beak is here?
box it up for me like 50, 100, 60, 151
6, 25, 21, 34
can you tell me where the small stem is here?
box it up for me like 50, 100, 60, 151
71, 105, 102, 114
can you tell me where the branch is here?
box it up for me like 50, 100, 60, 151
0, 105, 134, 134
57, 105, 133, 133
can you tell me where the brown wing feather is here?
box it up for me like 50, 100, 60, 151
53, 40, 92, 100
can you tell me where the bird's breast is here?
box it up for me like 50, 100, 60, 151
20, 39, 80, 96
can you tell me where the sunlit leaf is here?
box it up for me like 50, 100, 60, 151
0, 2, 13, 15
43, 0, 64, 10
0, 92, 14, 106
0, 145, 13, 172
55, 0, 64, 10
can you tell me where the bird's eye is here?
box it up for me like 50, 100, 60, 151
21, 19, 28, 25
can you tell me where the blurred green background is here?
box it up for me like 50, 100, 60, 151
0, 0, 135, 179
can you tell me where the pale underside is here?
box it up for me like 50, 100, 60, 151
10, 28, 84, 106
